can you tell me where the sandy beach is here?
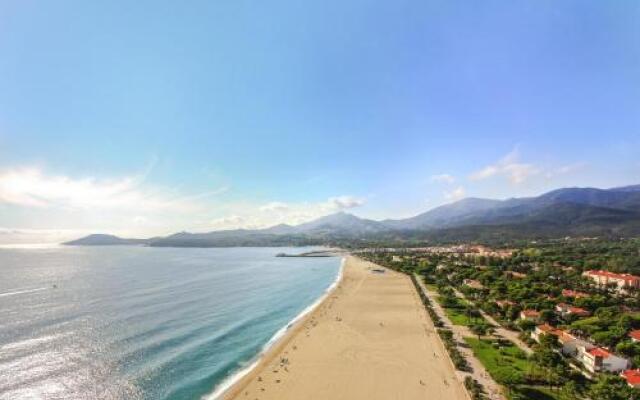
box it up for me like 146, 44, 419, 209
222, 255, 467, 400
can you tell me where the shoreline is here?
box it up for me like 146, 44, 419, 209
220, 256, 467, 400
206, 257, 346, 400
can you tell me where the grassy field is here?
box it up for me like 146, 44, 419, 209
443, 306, 475, 326
436, 296, 482, 327
465, 338, 561, 400
464, 337, 531, 382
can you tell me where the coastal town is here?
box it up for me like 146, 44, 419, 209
359, 238, 640, 399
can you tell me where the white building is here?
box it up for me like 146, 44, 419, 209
577, 345, 629, 373
582, 270, 640, 292
531, 324, 593, 356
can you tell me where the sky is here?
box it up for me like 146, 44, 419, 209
0, 0, 639, 243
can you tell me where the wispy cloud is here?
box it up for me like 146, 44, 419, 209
469, 149, 539, 184
0, 167, 224, 213
259, 202, 290, 212
209, 215, 246, 229
208, 195, 366, 230
326, 195, 365, 209
431, 174, 456, 184
444, 186, 466, 201
547, 162, 588, 178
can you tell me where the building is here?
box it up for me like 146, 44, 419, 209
555, 303, 591, 318
583, 270, 640, 292
496, 300, 516, 309
531, 324, 559, 342
577, 346, 629, 373
531, 324, 593, 356
462, 279, 485, 290
629, 330, 640, 343
520, 309, 541, 322
561, 289, 589, 299
621, 369, 640, 388
506, 271, 527, 279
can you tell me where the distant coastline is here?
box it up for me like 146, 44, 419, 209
63, 184, 640, 248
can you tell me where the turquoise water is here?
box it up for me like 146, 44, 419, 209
0, 246, 341, 400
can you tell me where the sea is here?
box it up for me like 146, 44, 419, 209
0, 245, 342, 400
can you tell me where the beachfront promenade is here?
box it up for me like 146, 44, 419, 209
223, 256, 467, 400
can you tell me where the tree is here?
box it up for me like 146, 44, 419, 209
559, 380, 580, 400
539, 332, 560, 349
518, 319, 536, 331
588, 375, 639, 400
465, 306, 481, 323
470, 323, 488, 340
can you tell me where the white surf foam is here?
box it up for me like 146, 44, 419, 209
0, 287, 48, 298
203, 257, 346, 400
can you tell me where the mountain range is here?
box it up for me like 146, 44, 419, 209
65, 184, 640, 246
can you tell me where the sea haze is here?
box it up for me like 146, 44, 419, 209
0, 246, 341, 400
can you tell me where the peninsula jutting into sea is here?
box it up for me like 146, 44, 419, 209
56, 185, 640, 399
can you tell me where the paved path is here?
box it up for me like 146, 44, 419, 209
414, 275, 506, 400
451, 288, 533, 355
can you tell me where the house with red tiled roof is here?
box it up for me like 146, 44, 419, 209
583, 270, 640, 292
629, 330, 640, 343
622, 369, 640, 388
495, 300, 516, 309
555, 303, 591, 318
531, 324, 559, 343
531, 324, 593, 356
561, 289, 589, 299
463, 279, 485, 290
519, 309, 541, 322
506, 271, 527, 279
577, 345, 629, 373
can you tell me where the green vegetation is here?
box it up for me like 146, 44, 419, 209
510, 386, 559, 400
438, 329, 470, 371
465, 338, 530, 385
464, 376, 488, 400
360, 239, 640, 398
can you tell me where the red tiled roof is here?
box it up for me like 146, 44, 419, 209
536, 324, 577, 343
588, 347, 612, 358
622, 369, 640, 385
537, 324, 556, 333
562, 289, 588, 298
585, 270, 640, 282
557, 331, 577, 344
522, 309, 540, 317
568, 306, 590, 315
629, 330, 640, 341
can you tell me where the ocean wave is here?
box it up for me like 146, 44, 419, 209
202, 257, 345, 400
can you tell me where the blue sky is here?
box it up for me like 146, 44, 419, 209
0, 0, 638, 241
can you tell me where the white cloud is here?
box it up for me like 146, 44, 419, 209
259, 201, 290, 212
430, 174, 456, 184
206, 195, 366, 230
209, 215, 246, 229
0, 167, 224, 213
326, 195, 365, 210
444, 186, 466, 201
469, 149, 539, 184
